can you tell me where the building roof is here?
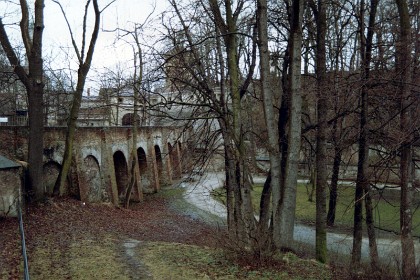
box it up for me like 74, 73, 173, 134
0, 155, 20, 169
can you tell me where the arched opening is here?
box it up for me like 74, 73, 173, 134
122, 113, 140, 126
137, 147, 151, 190
43, 161, 60, 195
83, 155, 108, 202
154, 145, 163, 177
113, 150, 128, 197
137, 147, 147, 174
43, 161, 72, 196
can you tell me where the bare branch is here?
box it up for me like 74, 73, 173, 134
19, 0, 32, 56
0, 18, 29, 86
82, 0, 101, 72
52, 0, 82, 63
81, 0, 92, 62
100, 0, 118, 13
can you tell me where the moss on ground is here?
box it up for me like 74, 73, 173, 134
27, 235, 129, 280
138, 241, 332, 280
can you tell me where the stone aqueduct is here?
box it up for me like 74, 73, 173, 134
0, 126, 184, 204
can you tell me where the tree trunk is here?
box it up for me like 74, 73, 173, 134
352, 0, 380, 269
351, 182, 363, 267
273, 0, 304, 250
314, 0, 328, 263
351, 0, 367, 268
327, 147, 341, 226
209, 0, 257, 248
395, 0, 416, 278
223, 133, 235, 231
272, 48, 289, 247
125, 30, 143, 207
363, 0, 380, 269
0, 0, 45, 201
256, 0, 280, 249
258, 171, 272, 233
272, 93, 288, 248
54, 0, 101, 196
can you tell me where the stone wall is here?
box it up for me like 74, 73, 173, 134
0, 167, 22, 217
0, 126, 184, 206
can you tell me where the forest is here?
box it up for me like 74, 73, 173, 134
0, 0, 419, 279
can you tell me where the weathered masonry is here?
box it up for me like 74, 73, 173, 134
0, 155, 22, 216
0, 126, 184, 205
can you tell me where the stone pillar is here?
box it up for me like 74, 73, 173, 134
127, 129, 143, 202
165, 143, 173, 184
172, 142, 182, 179
101, 129, 119, 205
74, 151, 87, 202
147, 140, 159, 192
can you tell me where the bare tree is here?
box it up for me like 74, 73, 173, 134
351, 0, 380, 270
256, 0, 280, 250
207, 0, 258, 247
395, 0, 417, 278
313, 0, 328, 263
152, 0, 260, 248
123, 24, 145, 207
53, 0, 114, 195
273, 0, 304, 250
0, 0, 45, 201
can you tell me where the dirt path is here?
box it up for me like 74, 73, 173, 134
120, 239, 152, 280
0, 186, 221, 279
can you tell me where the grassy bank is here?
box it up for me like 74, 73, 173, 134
138, 241, 332, 280
211, 183, 420, 236
20, 239, 333, 280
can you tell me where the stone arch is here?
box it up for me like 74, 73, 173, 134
122, 113, 140, 126
43, 161, 74, 196
154, 145, 163, 177
137, 147, 151, 190
83, 155, 108, 202
137, 147, 147, 174
113, 150, 128, 197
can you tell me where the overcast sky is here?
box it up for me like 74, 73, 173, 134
43, 0, 168, 85
1, 0, 168, 92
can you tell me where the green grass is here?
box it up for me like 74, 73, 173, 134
23, 236, 332, 280
28, 235, 129, 280
212, 183, 420, 236
138, 241, 332, 280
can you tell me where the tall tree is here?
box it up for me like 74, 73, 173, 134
326, 0, 355, 227
256, 0, 281, 249
53, 0, 108, 195
395, 0, 416, 278
161, 0, 258, 248
274, 0, 304, 249
351, 0, 380, 270
310, 0, 328, 263
124, 24, 144, 207
208, 0, 257, 247
0, 0, 45, 201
